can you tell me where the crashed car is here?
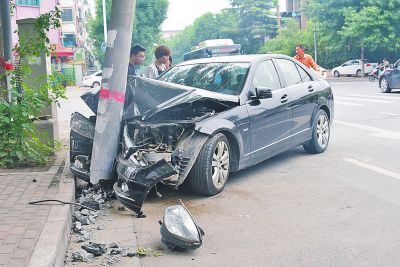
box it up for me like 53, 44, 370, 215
70, 54, 334, 215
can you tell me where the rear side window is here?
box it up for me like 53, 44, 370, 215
96, 72, 102, 76
252, 60, 281, 91
275, 59, 302, 87
296, 65, 312, 82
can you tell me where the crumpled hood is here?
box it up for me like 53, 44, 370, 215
126, 76, 239, 120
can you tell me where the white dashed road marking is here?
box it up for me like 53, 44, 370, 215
335, 96, 392, 103
344, 158, 400, 180
335, 120, 400, 140
335, 101, 363, 106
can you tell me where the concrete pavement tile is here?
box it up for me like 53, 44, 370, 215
3, 234, 21, 244
0, 225, 13, 232
10, 227, 26, 236
7, 258, 26, 267
0, 232, 8, 240
0, 243, 18, 254
17, 238, 36, 249
0, 254, 11, 264
11, 248, 31, 259
23, 230, 38, 239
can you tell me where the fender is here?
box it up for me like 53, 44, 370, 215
195, 118, 245, 172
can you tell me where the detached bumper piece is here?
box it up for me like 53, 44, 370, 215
114, 155, 178, 216
69, 112, 95, 182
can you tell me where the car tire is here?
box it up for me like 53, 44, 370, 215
333, 71, 340, 77
92, 81, 100, 88
188, 133, 230, 195
356, 69, 362, 77
380, 77, 392, 93
303, 109, 330, 154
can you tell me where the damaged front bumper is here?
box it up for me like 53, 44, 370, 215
114, 155, 178, 215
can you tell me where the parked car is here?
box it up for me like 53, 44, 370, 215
70, 54, 334, 215
379, 59, 400, 93
331, 59, 377, 77
82, 71, 102, 88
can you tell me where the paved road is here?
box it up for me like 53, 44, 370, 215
63, 81, 400, 266
132, 80, 400, 266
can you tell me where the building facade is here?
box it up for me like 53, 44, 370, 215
10, 0, 95, 85
285, 0, 308, 29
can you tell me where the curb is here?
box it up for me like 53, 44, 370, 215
27, 150, 75, 267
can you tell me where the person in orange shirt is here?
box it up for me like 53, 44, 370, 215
293, 44, 318, 71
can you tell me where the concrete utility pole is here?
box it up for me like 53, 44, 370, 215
0, 0, 13, 102
90, 0, 136, 184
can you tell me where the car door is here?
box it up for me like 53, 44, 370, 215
350, 60, 361, 75
275, 59, 318, 143
246, 60, 292, 160
339, 61, 350, 75
389, 61, 400, 88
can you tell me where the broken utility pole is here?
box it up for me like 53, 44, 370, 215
90, 0, 136, 184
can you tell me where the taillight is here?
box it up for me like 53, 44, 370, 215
366, 63, 372, 67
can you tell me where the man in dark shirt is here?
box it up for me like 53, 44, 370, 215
128, 44, 146, 76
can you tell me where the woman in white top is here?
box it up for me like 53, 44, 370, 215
146, 45, 171, 79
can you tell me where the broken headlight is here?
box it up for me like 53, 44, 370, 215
159, 202, 204, 250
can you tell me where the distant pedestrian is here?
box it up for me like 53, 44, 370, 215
146, 45, 171, 79
383, 58, 390, 69
128, 44, 146, 76
165, 56, 173, 70
293, 44, 318, 71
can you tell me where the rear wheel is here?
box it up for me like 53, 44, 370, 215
303, 109, 330, 154
356, 69, 362, 77
334, 71, 340, 77
92, 81, 100, 88
380, 77, 392, 93
188, 133, 230, 195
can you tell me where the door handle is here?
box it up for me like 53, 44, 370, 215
308, 85, 314, 92
280, 94, 289, 103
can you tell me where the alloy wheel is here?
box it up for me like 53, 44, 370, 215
316, 114, 329, 149
380, 78, 389, 92
211, 140, 229, 190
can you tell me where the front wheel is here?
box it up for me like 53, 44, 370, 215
380, 77, 392, 93
188, 133, 230, 195
303, 109, 330, 154
368, 75, 375, 82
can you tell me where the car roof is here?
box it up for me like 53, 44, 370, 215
176, 54, 295, 65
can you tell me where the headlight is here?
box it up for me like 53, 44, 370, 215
160, 201, 204, 250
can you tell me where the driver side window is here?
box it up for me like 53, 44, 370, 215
253, 60, 281, 91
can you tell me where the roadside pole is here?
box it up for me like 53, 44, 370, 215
90, 0, 136, 184
0, 0, 14, 102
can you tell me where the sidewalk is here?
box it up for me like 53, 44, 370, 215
0, 86, 89, 267
0, 151, 74, 267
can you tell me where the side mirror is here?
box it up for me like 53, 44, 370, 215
254, 87, 273, 99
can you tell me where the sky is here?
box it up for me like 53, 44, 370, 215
162, 0, 287, 31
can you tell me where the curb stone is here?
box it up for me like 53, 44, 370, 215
27, 151, 75, 267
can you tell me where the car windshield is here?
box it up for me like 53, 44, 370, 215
158, 62, 250, 95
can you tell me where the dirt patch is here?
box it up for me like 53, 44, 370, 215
0, 155, 55, 173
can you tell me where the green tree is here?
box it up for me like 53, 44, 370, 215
89, 0, 168, 66
260, 19, 314, 56
229, 0, 278, 53
307, 0, 400, 67
0, 8, 66, 167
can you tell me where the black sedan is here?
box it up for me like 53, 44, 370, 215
70, 54, 334, 215
380, 59, 400, 93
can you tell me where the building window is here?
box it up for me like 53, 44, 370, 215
62, 9, 73, 22
16, 0, 40, 6
63, 34, 76, 47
